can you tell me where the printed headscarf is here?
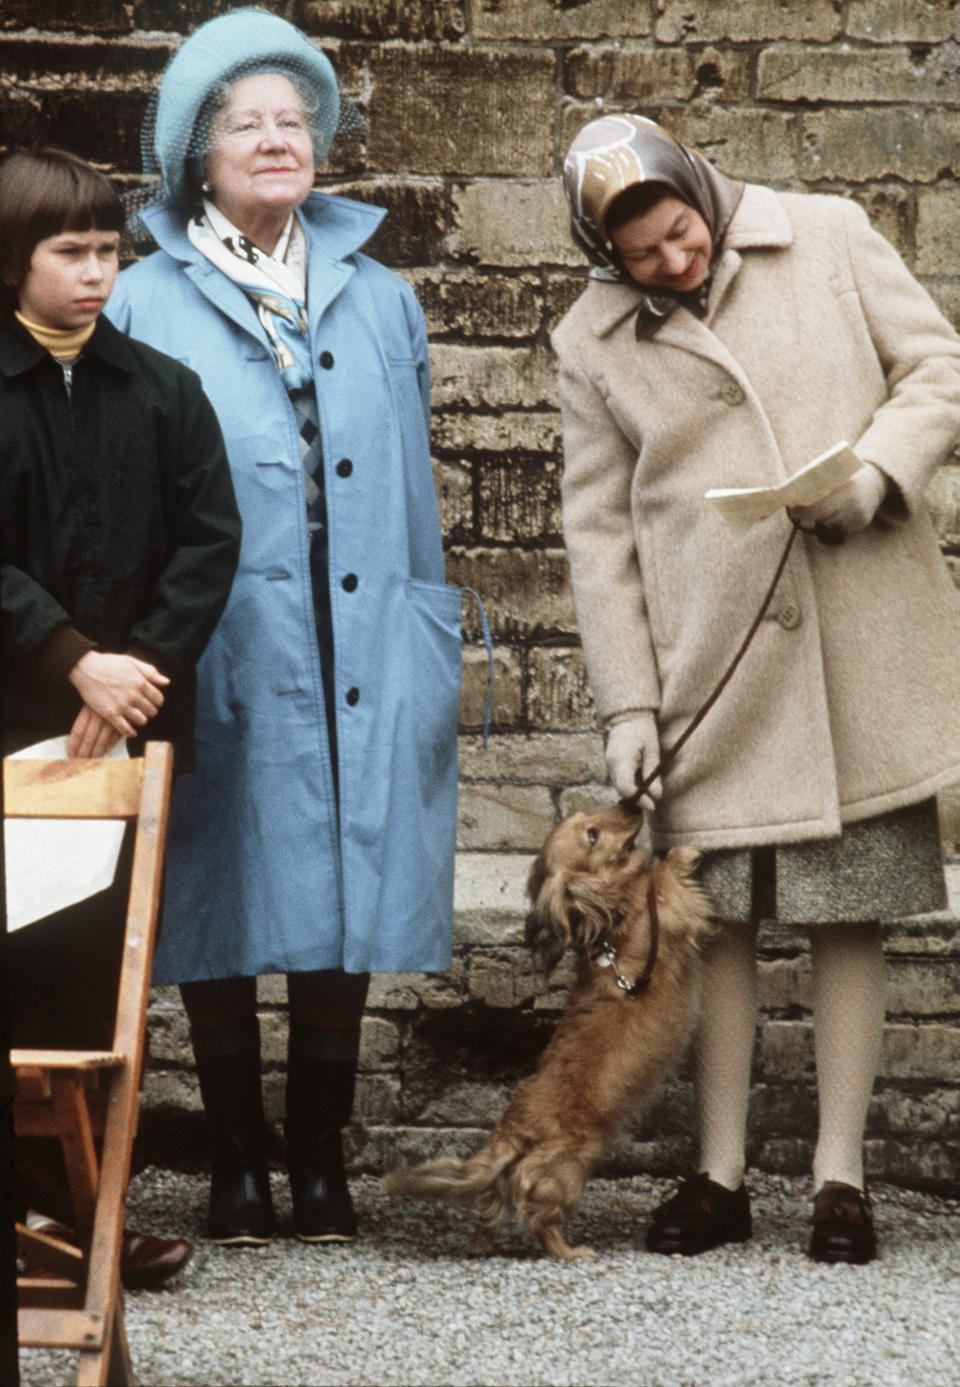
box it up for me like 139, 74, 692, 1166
562, 113, 744, 319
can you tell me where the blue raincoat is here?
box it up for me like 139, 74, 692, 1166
107, 192, 462, 979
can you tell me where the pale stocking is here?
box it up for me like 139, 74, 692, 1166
810, 923, 887, 1194
694, 919, 760, 1191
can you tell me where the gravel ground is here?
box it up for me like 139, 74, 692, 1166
17, 1167, 960, 1387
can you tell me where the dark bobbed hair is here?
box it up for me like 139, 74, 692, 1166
604, 181, 678, 237
0, 147, 123, 310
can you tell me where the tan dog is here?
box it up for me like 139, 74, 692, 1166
384, 803, 715, 1261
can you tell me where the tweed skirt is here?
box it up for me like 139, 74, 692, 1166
697, 798, 946, 925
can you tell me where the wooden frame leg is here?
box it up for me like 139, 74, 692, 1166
52, 1073, 100, 1240
76, 1297, 132, 1387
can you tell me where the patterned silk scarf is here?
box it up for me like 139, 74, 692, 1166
187, 198, 312, 389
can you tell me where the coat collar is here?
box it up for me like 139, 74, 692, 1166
139, 190, 386, 269
138, 191, 387, 344
587, 183, 794, 341
0, 311, 137, 379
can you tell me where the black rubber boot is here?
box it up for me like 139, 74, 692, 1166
285, 1028, 359, 1243
192, 1021, 275, 1245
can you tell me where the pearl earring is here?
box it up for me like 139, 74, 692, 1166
202, 180, 212, 194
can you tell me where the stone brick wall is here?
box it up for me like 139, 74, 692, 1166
3, 0, 960, 1191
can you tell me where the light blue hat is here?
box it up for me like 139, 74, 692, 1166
148, 6, 340, 207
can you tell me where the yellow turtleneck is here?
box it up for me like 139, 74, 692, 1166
15, 310, 96, 360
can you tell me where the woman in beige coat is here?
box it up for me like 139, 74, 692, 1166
554, 114, 960, 1262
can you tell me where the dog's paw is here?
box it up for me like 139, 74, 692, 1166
663, 845, 702, 877
559, 1243, 597, 1263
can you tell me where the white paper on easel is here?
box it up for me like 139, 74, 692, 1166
3, 735, 128, 932
705, 441, 862, 528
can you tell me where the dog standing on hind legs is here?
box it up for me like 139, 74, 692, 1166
384, 802, 716, 1261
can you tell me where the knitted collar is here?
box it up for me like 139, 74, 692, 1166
14, 311, 96, 360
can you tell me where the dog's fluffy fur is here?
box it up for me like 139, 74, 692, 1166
384, 803, 715, 1261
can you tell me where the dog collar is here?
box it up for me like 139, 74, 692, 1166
593, 877, 660, 995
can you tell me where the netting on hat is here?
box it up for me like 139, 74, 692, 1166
125, 8, 365, 242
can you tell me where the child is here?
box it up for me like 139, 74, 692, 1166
0, 146, 242, 1287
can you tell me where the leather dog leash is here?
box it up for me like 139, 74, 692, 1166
629, 521, 801, 807
599, 524, 800, 997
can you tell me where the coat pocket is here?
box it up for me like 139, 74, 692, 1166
356, 577, 463, 938
341, 577, 464, 969
398, 578, 463, 790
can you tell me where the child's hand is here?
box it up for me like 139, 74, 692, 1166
67, 706, 124, 759
68, 650, 170, 739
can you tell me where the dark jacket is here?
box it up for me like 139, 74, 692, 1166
0, 312, 241, 759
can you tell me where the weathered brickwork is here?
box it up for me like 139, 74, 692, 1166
4, 0, 960, 1193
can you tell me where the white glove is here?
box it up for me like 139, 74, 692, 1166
604, 713, 663, 811
789, 462, 887, 538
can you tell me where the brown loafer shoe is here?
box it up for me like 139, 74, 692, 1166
119, 1229, 193, 1289
646, 1171, 752, 1256
33, 1220, 193, 1290
809, 1182, 877, 1264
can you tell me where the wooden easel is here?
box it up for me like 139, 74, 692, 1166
6, 742, 173, 1386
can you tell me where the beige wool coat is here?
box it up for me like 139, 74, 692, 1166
553, 182, 960, 851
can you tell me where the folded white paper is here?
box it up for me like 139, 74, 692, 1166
705, 441, 862, 528
4, 735, 128, 932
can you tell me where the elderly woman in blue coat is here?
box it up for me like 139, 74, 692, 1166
107, 8, 462, 1246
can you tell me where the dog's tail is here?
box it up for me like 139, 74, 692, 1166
383, 1150, 513, 1209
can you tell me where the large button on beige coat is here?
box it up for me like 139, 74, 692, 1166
553, 183, 960, 851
